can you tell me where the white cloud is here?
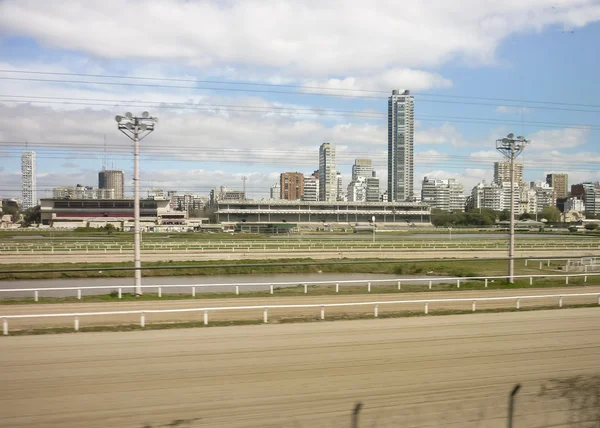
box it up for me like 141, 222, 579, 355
302, 69, 452, 93
1, 1, 599, 78
496, 106, 532, 114
526, 127, 590, 150
415, 123, 465, 146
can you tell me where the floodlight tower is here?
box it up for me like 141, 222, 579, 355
115, 112, 158, 295
496, 133, 529, 284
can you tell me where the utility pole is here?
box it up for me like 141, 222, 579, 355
496, 134, 529, 284
115, 112, 158, 295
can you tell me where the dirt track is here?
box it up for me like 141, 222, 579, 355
1, 308, 599, 427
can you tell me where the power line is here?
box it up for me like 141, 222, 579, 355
2, 76, 600, 113
2, 68, 600, 109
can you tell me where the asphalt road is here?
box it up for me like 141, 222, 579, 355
1, 309, 599, 428
2, 286, 599, 330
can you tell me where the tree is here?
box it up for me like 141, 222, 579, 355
498, 210, 511, 222
22, 206, 40, 224
539, 206, 561, 223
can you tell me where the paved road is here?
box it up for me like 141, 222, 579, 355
0, 273, 401, 298
1, 309, 599, 428
2, 286, 599, 330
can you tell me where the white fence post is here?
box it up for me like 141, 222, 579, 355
516, 299, 520, 310
397, 281, 401, 291
585, 275, 588, 283
321, 306, 325, 320
236, 285, 239, 295
270, 285, 274, 295
74, 316, 79, 332
77, 289, 82, 300
559, 297, 563, 308
34, 290, 39, 302
424, 302, 429, 315
472, 301, 476, 312
374, 304, 379, 318
484, 278, 488, 288
118, 287, 122, 299
456, 279, 460, 289
204, 311, 208, 326
548, 260, 551, 267
263, 308, 268, 323
304, 284, 308, 294
158, 287, 162, 298
530, 277, 533, 286
140, 312, 145, 327
565, 276, 569, 285
540, 262, 543, 270
192, 287, 196, 297
367, 282, 371, 293
525, 260, 528, 266
2, 318, 7, 336
335, 283, 339, 293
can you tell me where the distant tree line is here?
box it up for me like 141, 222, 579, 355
431, 206, 563, 227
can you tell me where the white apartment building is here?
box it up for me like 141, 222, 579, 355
319, 143, 337, 202
421, 177, 466, 212
347, 177, 367, 202
270, 183, 281, 200
21, 151, 37, 209
302, 176, 319, 202
564, 197, 585, 212
493, 161, 524, 185
365, 177, 380, 202
388, 89, 415, 202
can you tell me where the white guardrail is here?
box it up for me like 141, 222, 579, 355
1, 273, 599, 301
3, 292, 600, 335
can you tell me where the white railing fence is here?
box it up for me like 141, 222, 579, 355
1, 273, 599, 301
3, 292, 600, 335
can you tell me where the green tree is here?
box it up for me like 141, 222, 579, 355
22, 206, 40, 224
539, 206, 561, 223
519, 212, 533, 220
498, 210, 511, 222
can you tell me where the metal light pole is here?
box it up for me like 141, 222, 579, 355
496, 134, 529, 284
115, 112, 158, 295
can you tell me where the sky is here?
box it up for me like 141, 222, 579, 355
0, 0, 599, 200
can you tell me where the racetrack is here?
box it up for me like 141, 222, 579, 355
1, 308, 599, 427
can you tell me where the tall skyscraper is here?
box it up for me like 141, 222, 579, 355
352, 159, 373, 181
21, 151, 37, 209
98, 170, 125, 199
493, 161, 523, 185
319, 143, 337, 202
388, 89, 415, 202
280, 172, 304, 200
546, 173, 568, 199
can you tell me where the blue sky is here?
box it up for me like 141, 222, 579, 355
0, 0, 599, 200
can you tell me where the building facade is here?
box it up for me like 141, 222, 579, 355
546, 173, 569, 200
209, 187, 245, 207
280, 172, 304, 200
21, 151, 37, 210
270, 183, 281, 200
98, 170, 125, 199
493, 161, 524, 185
302, 176, 319, 202
347, 177, 367, 202
352, 159, 373, 181
421, 177, 466, 212
319, 143, 337, 202
388, 89, 415, 202
365, 177, 380, 202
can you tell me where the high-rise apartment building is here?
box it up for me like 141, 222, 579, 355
421, 177, 466, 212
336, 172, 345, 201
98, 170, 125, 199
280, 172, 304, 200
493, 161, 524, 185
319, 143, 337, 202
546, 173, 568, 199
347, 177, 367, 202
21, 151, 37, 209
365, 177, 380, 202
270, 183, 281, 200
302, 176, 319, 202
352, 159, 373, 181
388, 89, 414, 202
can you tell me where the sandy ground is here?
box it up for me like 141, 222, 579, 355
1, 308, 599, 428
1, 286, 599, 330
1, 247, 599, 264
